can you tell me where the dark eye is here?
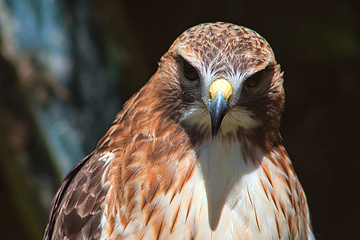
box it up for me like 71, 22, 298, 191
182, 60, 199, 81
245, 69, 264, 88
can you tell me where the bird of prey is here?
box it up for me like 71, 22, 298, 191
44, 22, 314, 240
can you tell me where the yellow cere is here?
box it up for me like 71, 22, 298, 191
209, 78, 233, 102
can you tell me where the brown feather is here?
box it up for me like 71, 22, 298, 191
44, 152, 108, 240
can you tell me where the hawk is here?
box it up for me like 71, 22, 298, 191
44, 22, 315, 240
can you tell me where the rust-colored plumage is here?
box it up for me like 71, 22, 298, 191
44, 22, 314, 240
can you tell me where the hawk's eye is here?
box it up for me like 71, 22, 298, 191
245, 69, 264, 88
182, 60, 199, 81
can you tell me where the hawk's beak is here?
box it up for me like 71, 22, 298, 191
207, 78, 232, 137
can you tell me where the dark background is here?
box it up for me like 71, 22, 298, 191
0, 1, 359, 239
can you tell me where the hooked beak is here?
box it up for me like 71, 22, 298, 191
207, 78, 232, 137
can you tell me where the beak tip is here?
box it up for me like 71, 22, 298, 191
211, 127, 219, 138
208, 94, 228, 138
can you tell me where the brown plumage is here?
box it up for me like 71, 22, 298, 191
44, 22, 314, 240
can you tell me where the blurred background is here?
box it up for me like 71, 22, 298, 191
0, 0, 359, 239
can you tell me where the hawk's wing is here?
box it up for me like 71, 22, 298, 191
44, 151, 108, 240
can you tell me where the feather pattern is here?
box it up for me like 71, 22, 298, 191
44, 22, 314, 240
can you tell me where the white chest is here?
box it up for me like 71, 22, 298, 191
178, 139, 283, 240
146, 140, 288, 239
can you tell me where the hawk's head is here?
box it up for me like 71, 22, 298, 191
153, 22, 284, 151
